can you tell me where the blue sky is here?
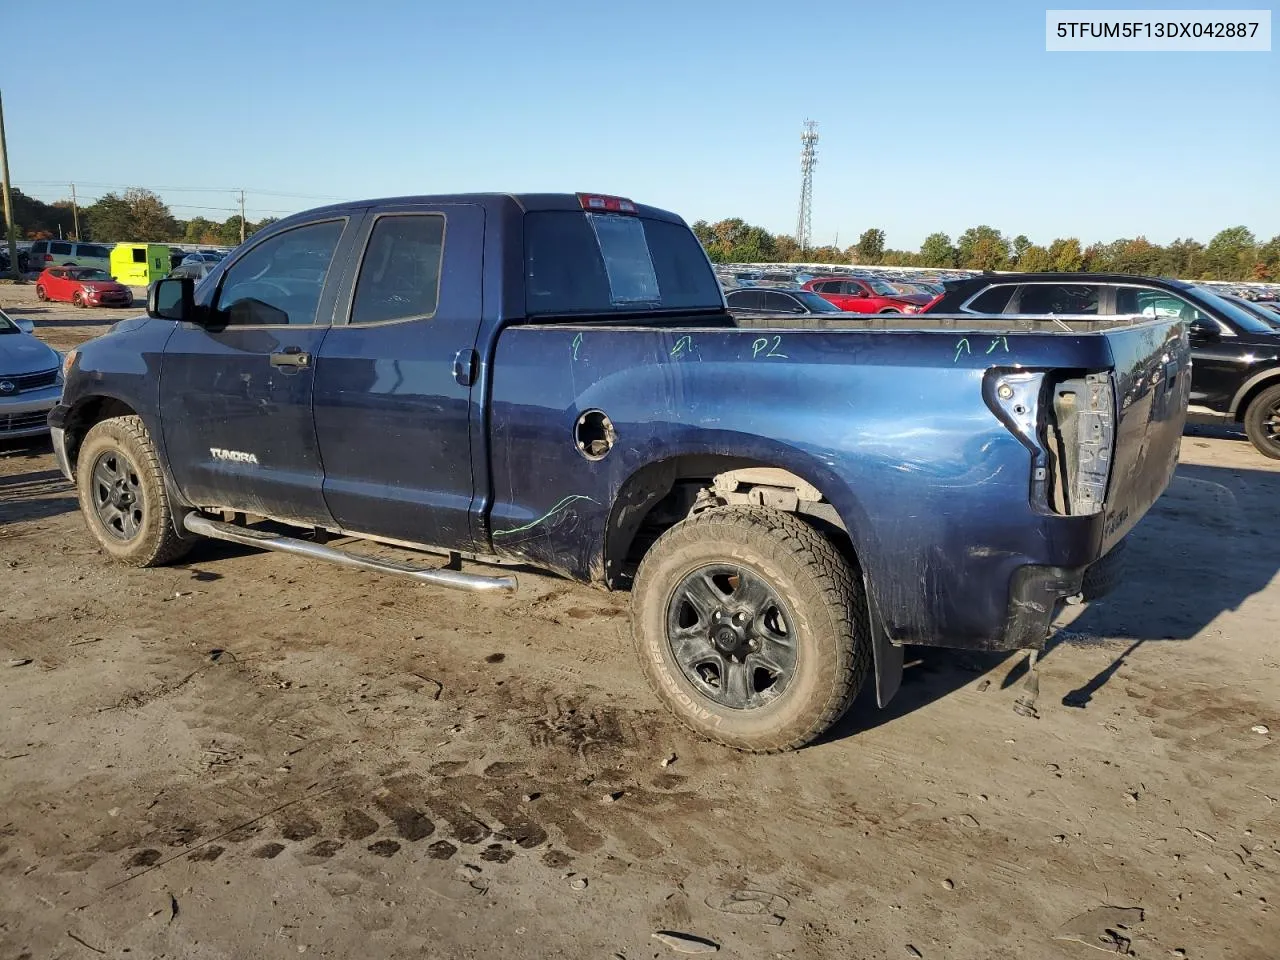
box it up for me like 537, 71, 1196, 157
5, 0, 1276, 249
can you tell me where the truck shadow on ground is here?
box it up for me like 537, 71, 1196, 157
830, 457, 1280, 740
0, 440, 79, 524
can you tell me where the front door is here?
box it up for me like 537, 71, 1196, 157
158, 216, 359, 524
313, 203, 485, 550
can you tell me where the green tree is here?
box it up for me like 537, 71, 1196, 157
1046, 238, 1083, 272
125, 187, 179, 241
1018, 245, 1054, 273
218, 216, 247, 246
1011, 234, 1032, 265
1257, 235, 1280, 280
854, 228, 885, 265
919, 232, 956, 268
1112, 237, 1160, 275
773, 235, 801, 262
1159, 238, 1205, 278
957, 226, 1009, 270
1205, 226, 1257, 280
804, 244, 844, 265
84, 193, 134, 242
184, 217, 217, 244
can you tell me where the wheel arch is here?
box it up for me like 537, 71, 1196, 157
62, 395, 140, 472
1230, 368, 1280, 420
602, 450, 874, 590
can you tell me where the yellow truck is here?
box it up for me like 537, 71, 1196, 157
109, 243, 170, 287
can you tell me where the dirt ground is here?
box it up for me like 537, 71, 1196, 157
2, 284, 1276, 960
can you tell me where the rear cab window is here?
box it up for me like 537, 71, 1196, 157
524, 209, 722, 317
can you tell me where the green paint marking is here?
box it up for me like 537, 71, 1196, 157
492, 495, 599, 538
954, 338, 971, 362
985, 336, 1009, 354
571, 332, 583, 361
671, 335, 694, 358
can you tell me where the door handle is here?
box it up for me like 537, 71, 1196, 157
452, 349, 478, 386
270, 348, 311, 370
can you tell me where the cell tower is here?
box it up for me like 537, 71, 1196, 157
795, 120, 818, 252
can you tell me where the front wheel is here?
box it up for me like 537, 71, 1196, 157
75, 415, 193, 566
35, 285, 47, 301
72, 291, 85, 307
631, 506, 870, 753
1243, 384, 1280, 460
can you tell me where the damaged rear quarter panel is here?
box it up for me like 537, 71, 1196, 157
485, 324, 1115, 648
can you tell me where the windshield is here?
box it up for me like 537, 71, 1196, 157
524, 212, 722, 316
792, 291, 843, 313
1229, 297, 1280, 331
73, 269, 113, 282
0, 307, 16, 333
1193, 287, 1280, 335
867, 280, 901, 296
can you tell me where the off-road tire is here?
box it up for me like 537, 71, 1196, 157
76, 415, 192, 567
631, 505, 870, 753
1243, 384, 1280, 460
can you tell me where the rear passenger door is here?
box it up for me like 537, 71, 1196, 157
312, 203, 486, 550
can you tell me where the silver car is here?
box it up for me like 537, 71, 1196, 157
0, 307, 62, 440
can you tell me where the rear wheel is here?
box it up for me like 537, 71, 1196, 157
75, 416, 192, 567
1243, 384, 1280, 460
35, 285, 47, 301
631, 506, 870, 753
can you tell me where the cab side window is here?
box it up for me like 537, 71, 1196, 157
1016, 284, 1100, 315
214, 220, 344, 326
1116, 287, 1207, 325
350, 215, 446, 325
964, 285, 1015, 313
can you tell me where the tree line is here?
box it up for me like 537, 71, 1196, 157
8, 187, 278, 247
693, 219, 1280, 282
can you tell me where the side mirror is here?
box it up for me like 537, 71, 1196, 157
148, 276, 196, 322
1189, 318, 1219, 343
15, 318, 34, 334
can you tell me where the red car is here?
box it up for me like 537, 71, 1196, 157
35, 267, 133, 308
803, 276, 937, 314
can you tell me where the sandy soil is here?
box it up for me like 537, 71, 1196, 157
2, 285, 1276, 960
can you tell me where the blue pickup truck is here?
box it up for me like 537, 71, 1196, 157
50, 193, 1191, 752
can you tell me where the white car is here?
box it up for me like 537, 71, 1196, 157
26, 240, 113, 273
0, 307, 62, 440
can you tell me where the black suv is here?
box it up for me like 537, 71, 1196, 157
928, 274, 1280, 459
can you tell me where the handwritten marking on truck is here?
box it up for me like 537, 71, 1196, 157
986, 336, 1010, 355
954, 338, 971, 362
670, 336, 696, 359
751, 336, 789, 360
571, 332, 583, 362
492, 495, 600, 538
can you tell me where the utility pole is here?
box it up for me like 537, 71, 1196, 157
0, 90, 19, 278
239, 188, 246, 244
71, 182, 80, 239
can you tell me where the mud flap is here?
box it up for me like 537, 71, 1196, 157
865, 574, 903, 708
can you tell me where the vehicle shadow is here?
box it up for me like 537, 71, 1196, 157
0, 465, 78, 524
824, 457, 1280, 742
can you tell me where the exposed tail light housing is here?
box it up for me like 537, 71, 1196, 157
986, 369, 1116, 517
577, 193, 637, 214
